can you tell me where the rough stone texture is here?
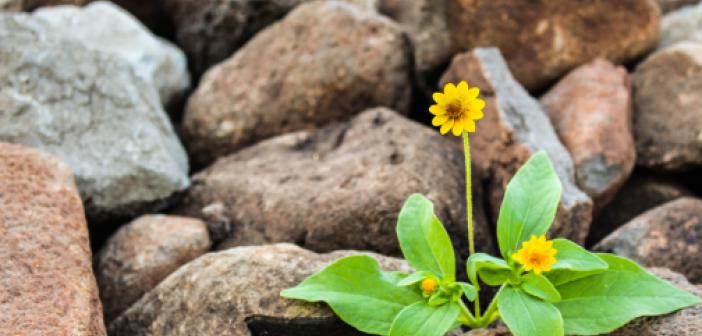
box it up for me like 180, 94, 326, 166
108, 243, 411, 336
446, 0, 660, 91
659, 2, 702, 49
656, 0, 701, 14
589, 171, 693, 246
162, 0, 310, 76
609, 267, 702, 335
0, 143, 106, 335
440, 48, 593, 244
183, 1, 412, 166
97, 215, 211, 323
379, 0, 452, 72
0, 0, 87, 11
180, 108, 494, 259
633, 42, 702, 171
596, 197, 702, 283
33, 1, 191, 108
0, 14, 189, 220
541, 59, 635, 212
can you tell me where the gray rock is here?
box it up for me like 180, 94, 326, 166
180, 108, 494, 259
108, 243, 412, 336
633, 42, 702, 171
659, 2, 702, 49
440, 48, 593, 244
0, 13, 189, 220
379, 0, 453, 72
97, 215, 211, 322
33, 1, 190, 108
0, 0, 87, 11
183, 1, 411, 165
655, 0, 701, 13
596, 197, 702, 283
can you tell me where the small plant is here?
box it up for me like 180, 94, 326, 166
281, 82, 699, 336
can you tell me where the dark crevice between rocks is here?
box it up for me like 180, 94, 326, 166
245, 316, 367, 336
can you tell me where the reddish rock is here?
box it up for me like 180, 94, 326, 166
180, 108, 494, 259
183, 1, 412, 165
541, 59, 635, 212
633, 42, 702, 171
590, 171, 693, 245
0, 143, 106, 335
440, 48, 593, 244
446, 0, 660, 91
596, 197, 702, 283
96, 215, 211, 322
109, 244, 411, 336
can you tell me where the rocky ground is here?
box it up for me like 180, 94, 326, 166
1, 0, 702, 335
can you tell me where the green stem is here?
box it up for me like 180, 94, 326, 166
463, 132, 481, 318
458, 300, 479, 328
478, 285, 504, 326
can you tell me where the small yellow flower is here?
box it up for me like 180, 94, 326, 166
420, 278, 438, 294
512, 235, 557, 275
430, 81, 486, 136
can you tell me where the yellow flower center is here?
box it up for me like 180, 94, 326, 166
512, 235, 557, 275
420, 278, 438, 294
445, 102, 465, 119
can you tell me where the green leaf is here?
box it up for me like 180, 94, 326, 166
496, 152, 562, 259
397, 271, 434, 287
555, 254, 701, 335
389, 301, 460, 336
498, 286, 564, 336
545, 239, 608, 286
281, 255, 423, 335
397, 194, 456, 281
457, 282, 477, 301
466, 253, 512, 287
521, 273, 561, 302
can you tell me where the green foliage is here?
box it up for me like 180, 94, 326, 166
497, 151, 562, 259
282, 152, 699, 336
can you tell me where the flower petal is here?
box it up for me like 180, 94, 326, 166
466, 87, 480, 101
429, 104, 446, 115
439, 119, 454, 135
457, 81, 470, 100
469, 109, 484, 120
432, 92, 446, 105
432, 115, 448, 126
463, 119, 476, 133
452, 119, 464, 136
444, 83, 458, 100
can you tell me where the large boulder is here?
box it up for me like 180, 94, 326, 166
379, 0, 452, 73
541, 59, 635, 212
440, 48, 593, 244
446, 0, 660, 91
33, 1, 190, 108
0, 143, 106, 335
0, 13, 189, 220
596, 197, 702, 283
96, 215, 211, 322
183, 1, 411, 165
180, 108, 494, 258
108, 244, 411, 336
632, 42, 702, 171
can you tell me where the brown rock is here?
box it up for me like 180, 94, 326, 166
96, 215, 211, 322
633, 42, 702, 171
180, 108, 494, 259
655, 0, 701, 13
0, 143, 106, 335
596, 197, 702, 283
440, 48, 593, 244
609, 267, 702, 335
379, 0, 453, 72
589, 171, 693, 246
446, 0, 660, 91
183, 1, 412, 165
0, 0, 87, 11
541, 59, 636, 212
108, 243, 411, 336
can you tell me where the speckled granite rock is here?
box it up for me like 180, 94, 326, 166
0, 143, 106, 335
97, 215, 211, 322
440, 47, 593, 244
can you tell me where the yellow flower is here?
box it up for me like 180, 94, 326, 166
430, 81, 486, 136
512, 235, 557, 275
420, 278, 438, 294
